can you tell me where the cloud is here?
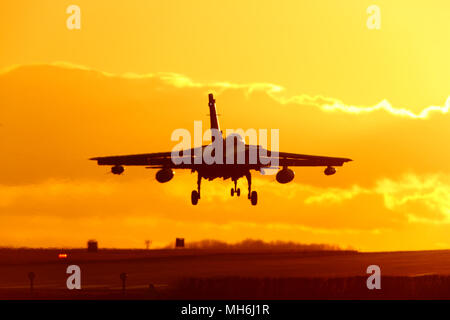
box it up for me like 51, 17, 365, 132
2, 63, 448, 119
376, 174, 450, 224
320, 97, 450, 119
0, 173, 448, 250
0, 171, 431, 229
300, 173, 450, 225
304, 185, 369, 205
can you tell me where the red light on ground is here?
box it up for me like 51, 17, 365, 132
58, 253, 68, 259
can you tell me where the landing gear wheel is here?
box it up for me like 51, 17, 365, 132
191, 190, 199, 205
231, 188, 235, 196
237, 188, 241, 197
250, 191, 258, 206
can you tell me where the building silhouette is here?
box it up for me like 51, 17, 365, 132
87, 239, 98, 252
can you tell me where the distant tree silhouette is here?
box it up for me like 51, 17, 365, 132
184, 238, 346, 251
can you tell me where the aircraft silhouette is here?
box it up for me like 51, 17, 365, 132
91, 93, 352, 205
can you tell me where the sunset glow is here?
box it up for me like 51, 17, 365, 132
0, 1, 449, 251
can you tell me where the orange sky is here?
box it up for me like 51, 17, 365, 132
0, 1, 449, 251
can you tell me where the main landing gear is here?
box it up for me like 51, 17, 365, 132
246, 172, 258, 206
191, 174, 201, 205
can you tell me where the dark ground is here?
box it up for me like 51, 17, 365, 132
1, 248, 450, 299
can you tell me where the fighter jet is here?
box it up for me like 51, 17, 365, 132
91, 93, 352, 205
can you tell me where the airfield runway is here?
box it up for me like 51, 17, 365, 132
1, 249, 450, 299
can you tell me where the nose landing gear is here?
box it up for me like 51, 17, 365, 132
231, 179, 241, 197
191, 172, 257, 205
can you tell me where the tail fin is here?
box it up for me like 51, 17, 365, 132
208, 93, 221, 133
